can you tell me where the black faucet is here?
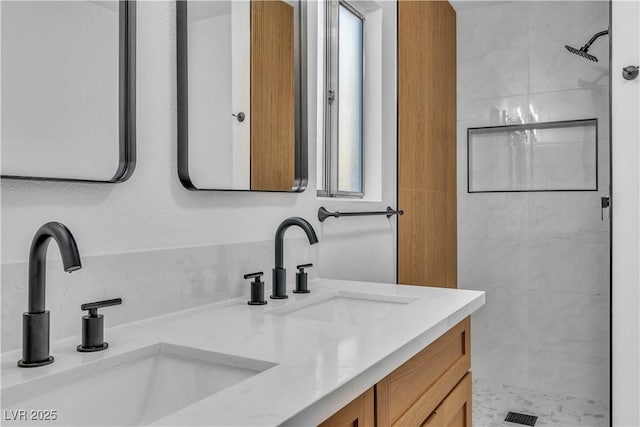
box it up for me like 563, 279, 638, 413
271, 217, 318, 299
18, 222, 82, 368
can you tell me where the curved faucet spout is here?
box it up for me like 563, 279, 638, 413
274, 217, 318, 269
28, 222, 82, 313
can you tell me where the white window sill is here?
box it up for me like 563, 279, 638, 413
316, 196, 384, 204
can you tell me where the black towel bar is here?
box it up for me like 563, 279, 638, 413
318, 206, 404, 222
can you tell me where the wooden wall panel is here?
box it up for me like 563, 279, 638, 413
398, 1, 457, 288
251, 1, 295, 191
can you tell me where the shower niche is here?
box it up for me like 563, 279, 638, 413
467, 119, 598, 193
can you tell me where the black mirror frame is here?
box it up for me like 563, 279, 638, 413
1, 0, 136, 183
176, 0, 308, 193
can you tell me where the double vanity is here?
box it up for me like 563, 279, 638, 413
1, 217, 485, 426
1, 1, 485, 425
2, 279, 484, 426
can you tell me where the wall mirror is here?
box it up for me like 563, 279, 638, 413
1, 1, 136, 182
177, 0, 307, 192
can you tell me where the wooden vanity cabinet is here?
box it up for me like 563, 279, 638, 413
319, 318, 471, 427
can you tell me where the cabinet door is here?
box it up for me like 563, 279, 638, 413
376, 318, 470, 426
319, 387, 374, 427
398, 0, 457, 288
422, 373, 472, 427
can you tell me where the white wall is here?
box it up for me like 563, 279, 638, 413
611, 1, 640, 425
0, 0, 397, 345
457, 1, 610, 401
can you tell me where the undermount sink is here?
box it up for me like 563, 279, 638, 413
1, 343, 276, 426
265, 291, 417, 326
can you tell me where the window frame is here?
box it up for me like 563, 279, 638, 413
319, 0, 366, 198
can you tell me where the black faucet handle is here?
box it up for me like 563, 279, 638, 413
243, 271, 264, 281
81, 298, 122, 317
296, 263, 313, 272
294, 264, 312, 294
77, 298, 121, 353
244, 272, 267, 306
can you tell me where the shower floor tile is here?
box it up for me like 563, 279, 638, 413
473, 380, 609, 427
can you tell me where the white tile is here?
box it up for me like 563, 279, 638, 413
528, 192, 609, 241
457, 2, 529, 61
529, 141, 598, 192
458, 95, 530, 128
528, 239, 609, 296
459, 47, 529, 100
458, 192, 529, 241
472, 338, 530, 388
529, 350, 609, 400
528, 87, 609, 128
458, 239, 529, 289
529, 42, 608, 93
528, 290, 609, 356
469, 285, 529, 345
529, 1, 609, 45
528, 88, 610, 158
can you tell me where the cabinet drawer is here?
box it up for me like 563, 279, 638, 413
422, 372, 472, 427
376, 317, 470, 426
319, 387, 374, 427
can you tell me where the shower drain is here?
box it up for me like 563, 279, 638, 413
505, 411, 538, 426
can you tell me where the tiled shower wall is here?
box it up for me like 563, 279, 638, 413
457, 1, 610, 400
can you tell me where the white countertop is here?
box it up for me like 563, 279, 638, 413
1, 279, 485, 426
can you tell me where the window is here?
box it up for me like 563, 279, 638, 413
319, 0, 365, 197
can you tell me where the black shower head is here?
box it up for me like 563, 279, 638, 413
565, 29, 608, 63
565, 44, 599, 62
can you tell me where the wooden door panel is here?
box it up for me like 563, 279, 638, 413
398, 189, 450, 286
398, 0, 457, 288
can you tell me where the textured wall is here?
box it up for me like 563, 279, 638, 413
457, 1, 610, 401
